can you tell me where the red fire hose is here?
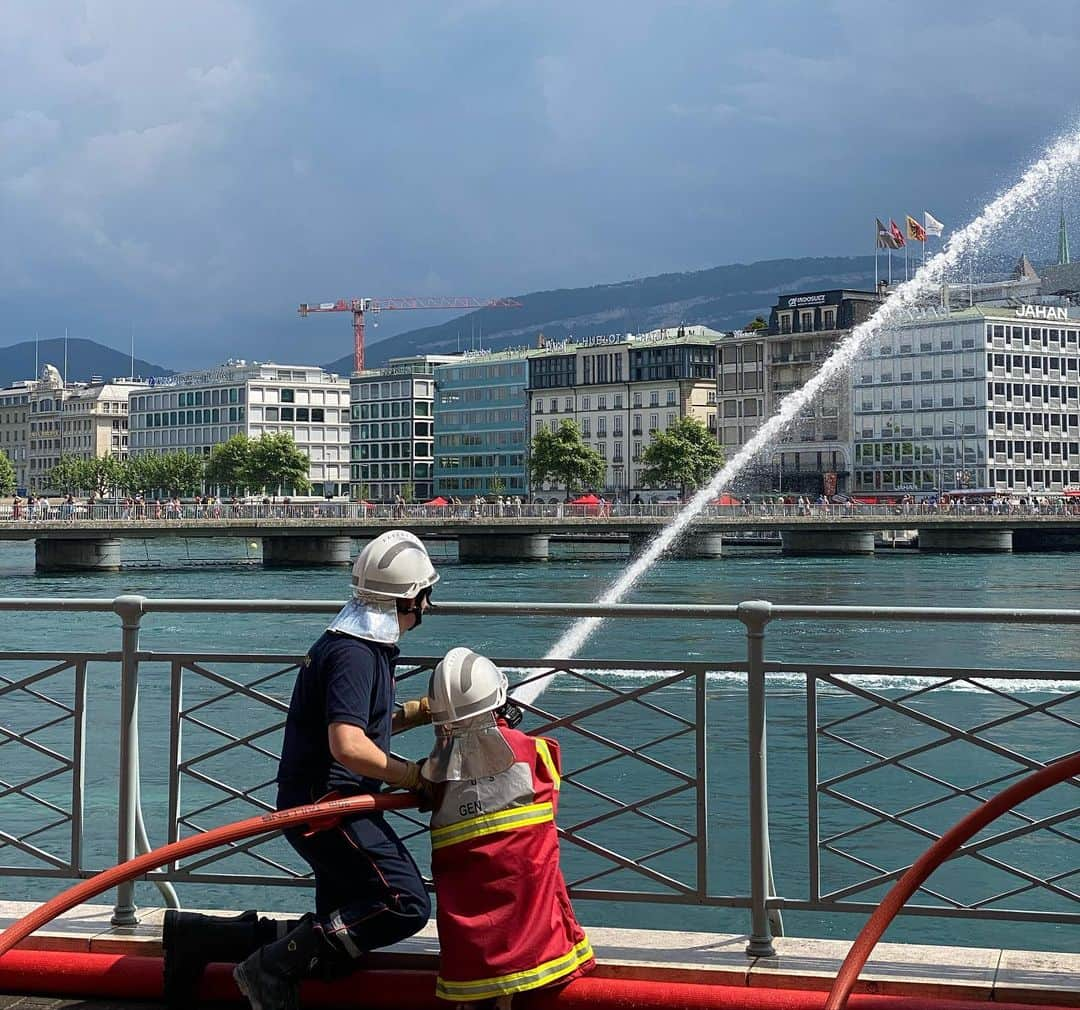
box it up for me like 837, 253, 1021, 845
824, 749, 1080, 1010
0, 790, 417, 958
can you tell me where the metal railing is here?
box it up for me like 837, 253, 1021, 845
3, 501, 1080, 524
0, 596, 1076, 956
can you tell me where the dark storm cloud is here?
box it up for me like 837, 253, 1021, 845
3, 1, 1080, 368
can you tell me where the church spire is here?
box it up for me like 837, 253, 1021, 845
1058, 202, 1070, 265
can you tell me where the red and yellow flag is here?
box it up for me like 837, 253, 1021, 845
906, 215, 927, 242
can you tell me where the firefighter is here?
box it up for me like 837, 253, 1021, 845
163, 530, 438, 1010
423, 647, 595, 1008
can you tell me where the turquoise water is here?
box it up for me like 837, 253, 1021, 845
1, 538, 1077, 952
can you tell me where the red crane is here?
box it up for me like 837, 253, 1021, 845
298, 296, 524, 372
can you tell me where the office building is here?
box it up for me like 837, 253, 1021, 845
129, 361, 350, 494
350, 355, 456, 502
433, 350, 529, 498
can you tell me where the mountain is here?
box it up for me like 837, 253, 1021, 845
0, 337, 173, 389
324, 255, 878, 372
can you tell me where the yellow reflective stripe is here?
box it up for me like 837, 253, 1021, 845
430, 801, 553, 851
535, 738, 560, 791
436, 936, 593, 1000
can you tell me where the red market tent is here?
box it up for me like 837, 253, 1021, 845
570, 494, 601, 505
712, 494, 741, 506
424, 496, 450, 507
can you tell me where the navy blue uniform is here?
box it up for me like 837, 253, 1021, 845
276, 630, 430, 963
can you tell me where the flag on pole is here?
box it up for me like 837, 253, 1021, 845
923, 211, 944, 237
889, 219, 906, 248
877, 218, 901, 249
906, 215, 927, 242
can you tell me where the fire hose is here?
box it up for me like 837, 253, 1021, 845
0, 790, 417, 958
824, 748, 1080, 1010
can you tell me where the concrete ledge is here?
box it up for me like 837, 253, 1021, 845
2, 901, 1078, 1005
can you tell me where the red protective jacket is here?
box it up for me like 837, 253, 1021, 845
430, 724, 594, 1002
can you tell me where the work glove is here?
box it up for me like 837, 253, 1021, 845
398, 696, 432, 729
392, 758, 436, 813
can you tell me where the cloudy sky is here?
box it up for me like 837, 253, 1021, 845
4, 1, 1080, 369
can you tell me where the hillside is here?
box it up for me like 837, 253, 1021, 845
325, 255, 877, 372
0, 337, 172, 389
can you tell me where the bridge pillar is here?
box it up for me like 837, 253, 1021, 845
918, 528, 1013, 553
36, 537, 123, 572
262, 535, 353, 567
1012, 528, 1080, 551
457, 533, 549, 563
781, 529, 875, 556
629, 530, 723, 559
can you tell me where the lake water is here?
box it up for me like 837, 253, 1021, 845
1, 537, 1077, 953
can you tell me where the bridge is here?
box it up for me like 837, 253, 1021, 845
2, 504, 1079, 570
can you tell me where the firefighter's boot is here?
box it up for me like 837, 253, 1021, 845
163, 909, 261, 1009
234, 915, 327, 1010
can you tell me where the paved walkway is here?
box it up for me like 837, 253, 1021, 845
2, 901, 1079, 1007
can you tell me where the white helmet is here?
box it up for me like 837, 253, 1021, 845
428, 647, 507, 725
351, 530, 439, 600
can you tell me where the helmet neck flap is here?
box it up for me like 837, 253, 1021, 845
424, 711, 516, 783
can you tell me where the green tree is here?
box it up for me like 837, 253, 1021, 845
124, 454, 163, 495
157, 451, 206, 497
48, 455, 85, 494
206, 435, 253, 493
0, 452, 15, 496
245, 433, 311, 495
641, 416, 725, 499
528, 419, 606, 497
76, 455, 127, 498
745, 315, 768, 331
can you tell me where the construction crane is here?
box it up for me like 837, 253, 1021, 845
298, 296, 524, 372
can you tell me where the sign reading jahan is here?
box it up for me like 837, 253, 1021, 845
1015, 304, 1068, 320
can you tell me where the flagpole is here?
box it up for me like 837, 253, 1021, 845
874, 222, 879, 291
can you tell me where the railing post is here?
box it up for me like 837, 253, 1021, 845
738, 599, 776, 957
111, 594, 147, 925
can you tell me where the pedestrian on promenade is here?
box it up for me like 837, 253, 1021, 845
164, 530, 439, 1010
422, 647, 594, 1007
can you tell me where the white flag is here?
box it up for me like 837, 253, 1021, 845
924, 211, 944, 237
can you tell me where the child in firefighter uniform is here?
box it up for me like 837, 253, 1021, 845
423, 647, 595, 1007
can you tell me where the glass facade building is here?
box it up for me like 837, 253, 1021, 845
433, 352, 529, 497
350, 356, 454, 502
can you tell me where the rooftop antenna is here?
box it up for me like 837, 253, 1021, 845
34, 331, 39, 378
64, 328, 69, 386
130, 324, 135, 380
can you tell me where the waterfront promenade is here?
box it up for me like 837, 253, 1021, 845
0, 594, 1077, 1006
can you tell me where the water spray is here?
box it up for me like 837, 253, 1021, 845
513, 127, 1080, 707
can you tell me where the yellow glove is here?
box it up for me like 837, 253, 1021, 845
399, 696, 432, 729
390, 758, 435, 812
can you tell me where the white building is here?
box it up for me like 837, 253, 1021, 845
527, 327, 723, 500
852, 303, 1080, 494
350, 355, 455, 502
128, 361, 351, 495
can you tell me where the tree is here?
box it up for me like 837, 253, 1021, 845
745, 315, 768, 331
641, 416, 725, 499
76, 455, 127, 498
206, 434, 253, 493
157, 452, 206, 497
245, 433, 311, 496
48, 455, 85, 494
0, 453, 15, 496
528, 419, 606, 497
